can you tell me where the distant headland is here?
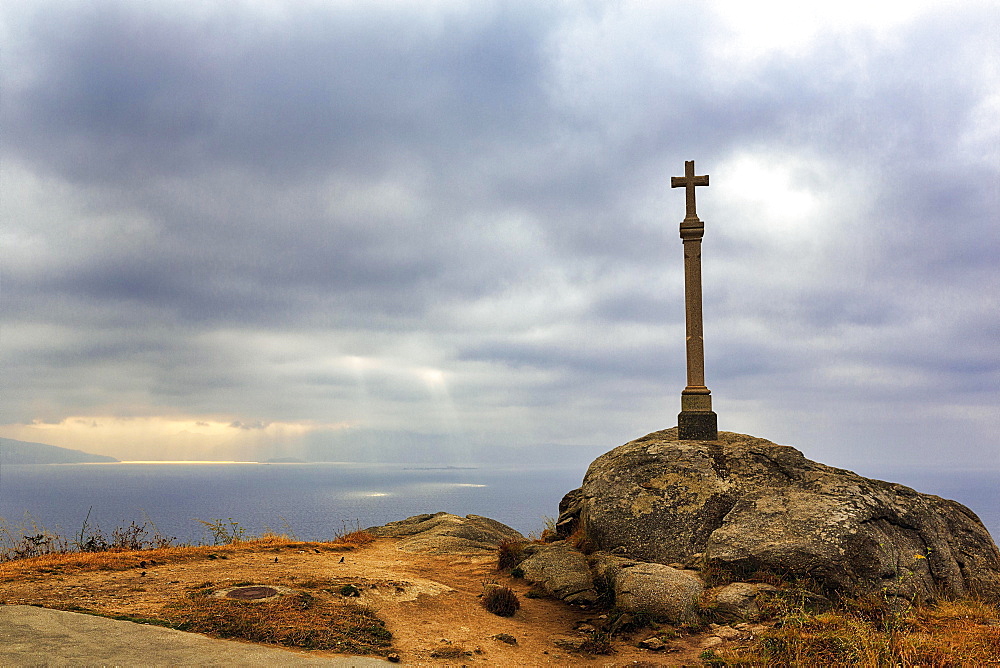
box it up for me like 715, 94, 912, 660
0, 438, 119, 465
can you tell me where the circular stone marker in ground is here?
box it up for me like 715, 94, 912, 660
212, 585, 299, 602
226, 586, 280, 600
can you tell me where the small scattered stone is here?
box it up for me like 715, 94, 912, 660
638, 636, 666, 651
711, 625, 743, 641
552, 636, 588, 652
700, 636, 724, 649
386, 653, 401, 663
492, 633, 518, 645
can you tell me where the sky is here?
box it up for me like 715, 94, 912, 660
1, 0, 997, 476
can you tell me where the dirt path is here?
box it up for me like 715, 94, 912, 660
0, 539, 720, 665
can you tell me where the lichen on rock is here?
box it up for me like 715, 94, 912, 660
557, 429, 1000, 603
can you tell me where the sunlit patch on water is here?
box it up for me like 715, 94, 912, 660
341, 491, 392, 499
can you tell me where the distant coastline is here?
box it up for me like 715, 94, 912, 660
0, 438, 119, 465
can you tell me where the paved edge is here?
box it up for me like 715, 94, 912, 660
0, 605, 393, 666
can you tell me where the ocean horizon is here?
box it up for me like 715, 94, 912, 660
1, 461, 997, 549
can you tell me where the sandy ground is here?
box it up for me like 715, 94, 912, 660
0, 538, 736, 666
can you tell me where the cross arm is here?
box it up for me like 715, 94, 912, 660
670, 175, 709, 188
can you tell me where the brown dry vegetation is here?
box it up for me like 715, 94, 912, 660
1, 530, 999, 665
0, 535, 718, 665
702, 593, 1000, 666
167, 589, 392, 654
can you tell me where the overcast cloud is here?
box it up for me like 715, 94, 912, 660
1, 1, 997, 476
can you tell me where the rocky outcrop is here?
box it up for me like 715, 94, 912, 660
557, 429, 1000, 603
518, 543, 598, 605
515, 545, 703, 621
368, 512, 524, 554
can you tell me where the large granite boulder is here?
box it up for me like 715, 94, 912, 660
368, 512, 524, 553
611, 561, 703, 622
589, 552, 703, 622
519, 542, 599, 604
557, 429, 1000, 603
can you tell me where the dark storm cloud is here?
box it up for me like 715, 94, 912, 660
4, 1, 576, 332
9, 2, 554, 183
1, 1, 997, 470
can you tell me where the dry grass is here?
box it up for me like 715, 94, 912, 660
0, 536, 362, 582
330, 530, 377, 548
708, 597, 1000, 667
165, 589, 392, 654
566, 527, 594, 554
496, 538, 528, 571
0, 536, 396, 657
481, 583, 520, 617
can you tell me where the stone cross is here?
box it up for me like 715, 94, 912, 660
671, 160, 718, 440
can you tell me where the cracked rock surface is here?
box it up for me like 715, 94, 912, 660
558, 428, 1000, 602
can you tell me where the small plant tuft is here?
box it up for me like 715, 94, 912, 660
196, 518, 248, 545
579, 630, 614, 655
497, 538, 528, 571
567, 527, 594, 554
481, 583, 520, 617
339, 584, 362, 597
699, 649, 726, 666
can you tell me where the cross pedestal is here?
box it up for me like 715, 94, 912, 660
671, 160, 718, 440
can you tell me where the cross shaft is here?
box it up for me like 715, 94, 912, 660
671, 159, 717, 440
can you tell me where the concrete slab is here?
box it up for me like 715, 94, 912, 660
0, 605, 392, 666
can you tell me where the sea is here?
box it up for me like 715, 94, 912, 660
0, 462, 997, 548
